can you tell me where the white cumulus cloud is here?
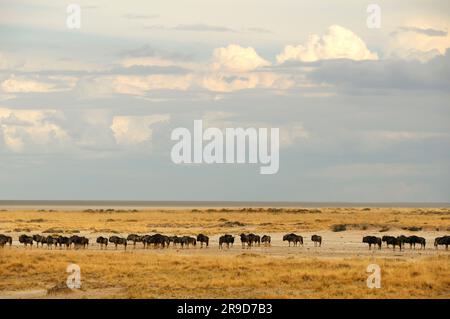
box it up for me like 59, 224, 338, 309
211, 44, 270, 72
110, 114, 170, 145
0, 107, 69, 152
277, 25, 378, 63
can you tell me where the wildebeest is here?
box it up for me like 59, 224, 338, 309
45, 236, 59, 249
240, 233, 249, 248
109, 236, 127, 250
283, 233, 303, 246
127, 234, 143, 248
362, 236, 382, 250
69, 235, 89, 249
168, 235, 181, 248
0, 237, 7, 248
96, 236, 108, 249
311, 235, 322, 247
434, 236, 450, 250
57, 236, 71, 249
219, 234, 234, 249
0, 235, 12, 248
196, 234, 209, 248
381, 235, 403, 250
142, 234, 169, 248
0, 234, 12, 248
249, 234, 261, 246
261, 235, 271, 246
405, 235, 426, 249
32, 234, 46, 247
180, 236, 196, 248
19, 234, 33, 247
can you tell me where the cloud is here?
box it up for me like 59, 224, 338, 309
1, 75, 76, 93
243, 27, 271, 34
370, 130, 450, 141
173, 24, 236, 33
0, 107, 69, 152
200, 111, 309, 148
396, 26, 448, 37
307, 49, 450, 91
111, 74, 194, 95
110, 114, 170, 145
280, 124, 310, 147
277, 25, 378, 64
144, 24, 236, 33
211, 44, 270, 73
201, 72, 293, 92
389, 24, 450, 62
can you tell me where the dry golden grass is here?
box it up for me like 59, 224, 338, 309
0, 207, 449, 235
1, 207, 449, 298
0, 249, 448, 298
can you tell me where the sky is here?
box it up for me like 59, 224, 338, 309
0, 0, 449, 202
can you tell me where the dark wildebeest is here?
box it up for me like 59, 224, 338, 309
144, 234, 168, 248
57, 236, 71, 249
362, 236, 382, 250
96, 236, 108, 249
127, 234, 142, 248
0, 237, 8, 248
180, 236, 196, 248
434, 236, 450, 250
261, 235, 271, 246
397, 235, 408, 247
45, 236, 58, 249
109, 236, 127, 250
240, 233, 249, 248
196, 234, 209, 248
381, 235, 402, 251
0, 234, 12, 248
141, 235, 151, 248
382, 236, 395, 247
69, 235, 89, 249
283, 233, 303, 247
19, 234, 33, 247
168, 236, 181, 248
406, 235, 426, 249
32, 234, 46, 247
311, 235, 322, 247
219, 234, 234, 249
240, 233, 257, 248
250, 234, 261, 246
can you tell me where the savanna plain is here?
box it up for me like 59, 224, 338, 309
0, 207, 449, 299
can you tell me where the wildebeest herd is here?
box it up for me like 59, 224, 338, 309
11, 234, 90, 249
0, 233, 449, 251
362, 234, 450, 250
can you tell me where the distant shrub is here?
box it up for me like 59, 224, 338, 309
43, 228, 64, 233
220, 221, 245, 227
331, 224, 347, 232
404, 226, 422, 232
28, 218, 45, 223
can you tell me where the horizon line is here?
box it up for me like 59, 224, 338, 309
0, 200, 449, 208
